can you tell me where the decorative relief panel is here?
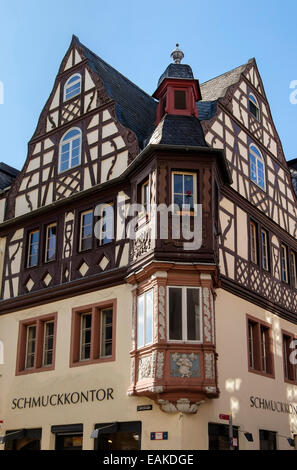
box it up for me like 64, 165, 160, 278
138, 355, 152, 381
170, 353, 200, 378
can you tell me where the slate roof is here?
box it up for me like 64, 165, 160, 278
157, 64, 194, 87
0, 163, 19, 190
147, 115, 207, 147
74, 36, 157, 150
200, 62, 248, 102
287, 159, 297, 196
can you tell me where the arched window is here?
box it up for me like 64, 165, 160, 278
64, 73, 82, 101
59, 128, 82, 173
249, 144, 265, 190
249, 93, 260, 121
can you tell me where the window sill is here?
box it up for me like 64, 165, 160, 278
248, 367, 275, 380
16, 365, 55, 376
70, 356, 115, 368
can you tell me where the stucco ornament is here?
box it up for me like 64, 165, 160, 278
158, 398, 204, 414
138, 356, 152, 380
158, 286, 166, 340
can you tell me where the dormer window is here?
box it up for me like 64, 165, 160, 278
249, 144, 265, 190
59, 128, 82, 173
64, 73, 82, 101
249, 93, 260, 121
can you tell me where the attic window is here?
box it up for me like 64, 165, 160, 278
174, 90, 187, 110
64, 73, 82, 101
249, 93, 260, 121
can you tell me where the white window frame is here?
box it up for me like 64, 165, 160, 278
98, 203, 114, 245
79, 312, 92, 361
42, 320, 54, 367
166, 286, 202, 343
25, 324, 37, 370
249, 144, 266, 191
58, 127, 82, 174
79, 210, 93, 252
172, 171, 197, 214
45, 223, 57, 263
137, 289, 154, 349
63, 73, 82, 102
27, 229, 40, 268
248, 92, 260, 121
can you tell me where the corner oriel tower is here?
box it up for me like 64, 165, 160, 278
126, 45, 232, 413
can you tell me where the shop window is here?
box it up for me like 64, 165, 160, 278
259, 429, 277, 450
137, 290, 153, 348
4, 428, 42, 451
16, 314, 57, 375
283, 331, 297, 383
52, 424, 83, 451
168, 286, 201, 342
70, 300, 116, 367
247, 315, 274, 377
172, 171, 197, 213
93, 421, 141, 450
208, 423, 239, 450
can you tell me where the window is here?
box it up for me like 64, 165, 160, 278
168, 286, 201, 342
249, 144, 265, 190
70, 300, 116, 366
27, 230, 40, 267
79, 210, 93, 251
281, 243, 289, 283
59, 128, 82, 173
249, 93, 260, 121
137, 290, 153, 348
247, 316, 274, 377
141, 180, 150, 215
249, 220, 258, 264
45, 223, 57, 262
64, 73, 82, 101
208, 423, 239, 450
283, 331, 297, 383
291, 251, 297, 289
98, 203, 114, 245
261, 229, 269, 271
16, 314, 57, 375
259, 430, 277, 450
174, 90, 186, 110
172, 171, 197, 213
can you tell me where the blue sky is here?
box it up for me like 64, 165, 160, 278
0, 0, 297, 170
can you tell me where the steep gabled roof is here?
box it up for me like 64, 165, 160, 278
74, 36, 157, 149
200, 62, 248, 102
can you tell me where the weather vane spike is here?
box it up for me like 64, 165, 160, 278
170, 44, 184, 64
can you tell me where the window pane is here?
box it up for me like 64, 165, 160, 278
187, 288, 200, 341
174, 174, 183, 194
174, 194, 183, 210
63, 129, 81, 141
43, 321, 54, 367
101, 205, 114, 245
174, 90, 186, 109
28, 231, 39, 267
184, 175, 193, 193
137, 295, 144, 348
26, 325, 36, 369
80, 314, 92, 361
46, 225, 57, 262
145, 290, 153, 345
100, 308, 113, 357
169, 287, 182, 340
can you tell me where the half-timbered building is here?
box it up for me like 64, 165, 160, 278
0, 37, 296, 450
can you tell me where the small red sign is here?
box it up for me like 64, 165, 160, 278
219, 414, 230, 421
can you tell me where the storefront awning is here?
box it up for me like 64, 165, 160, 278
90, 423, 118, 439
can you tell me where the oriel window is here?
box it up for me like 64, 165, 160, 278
137, 290, 153, 349
27, 230, 40, 267
172, 172, 197, 213
168, 286, 201, 342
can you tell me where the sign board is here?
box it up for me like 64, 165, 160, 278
232, 437, 238, 447
219, 414, 229, 421
137, 405, 153, 412
150, 432, 168, 440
